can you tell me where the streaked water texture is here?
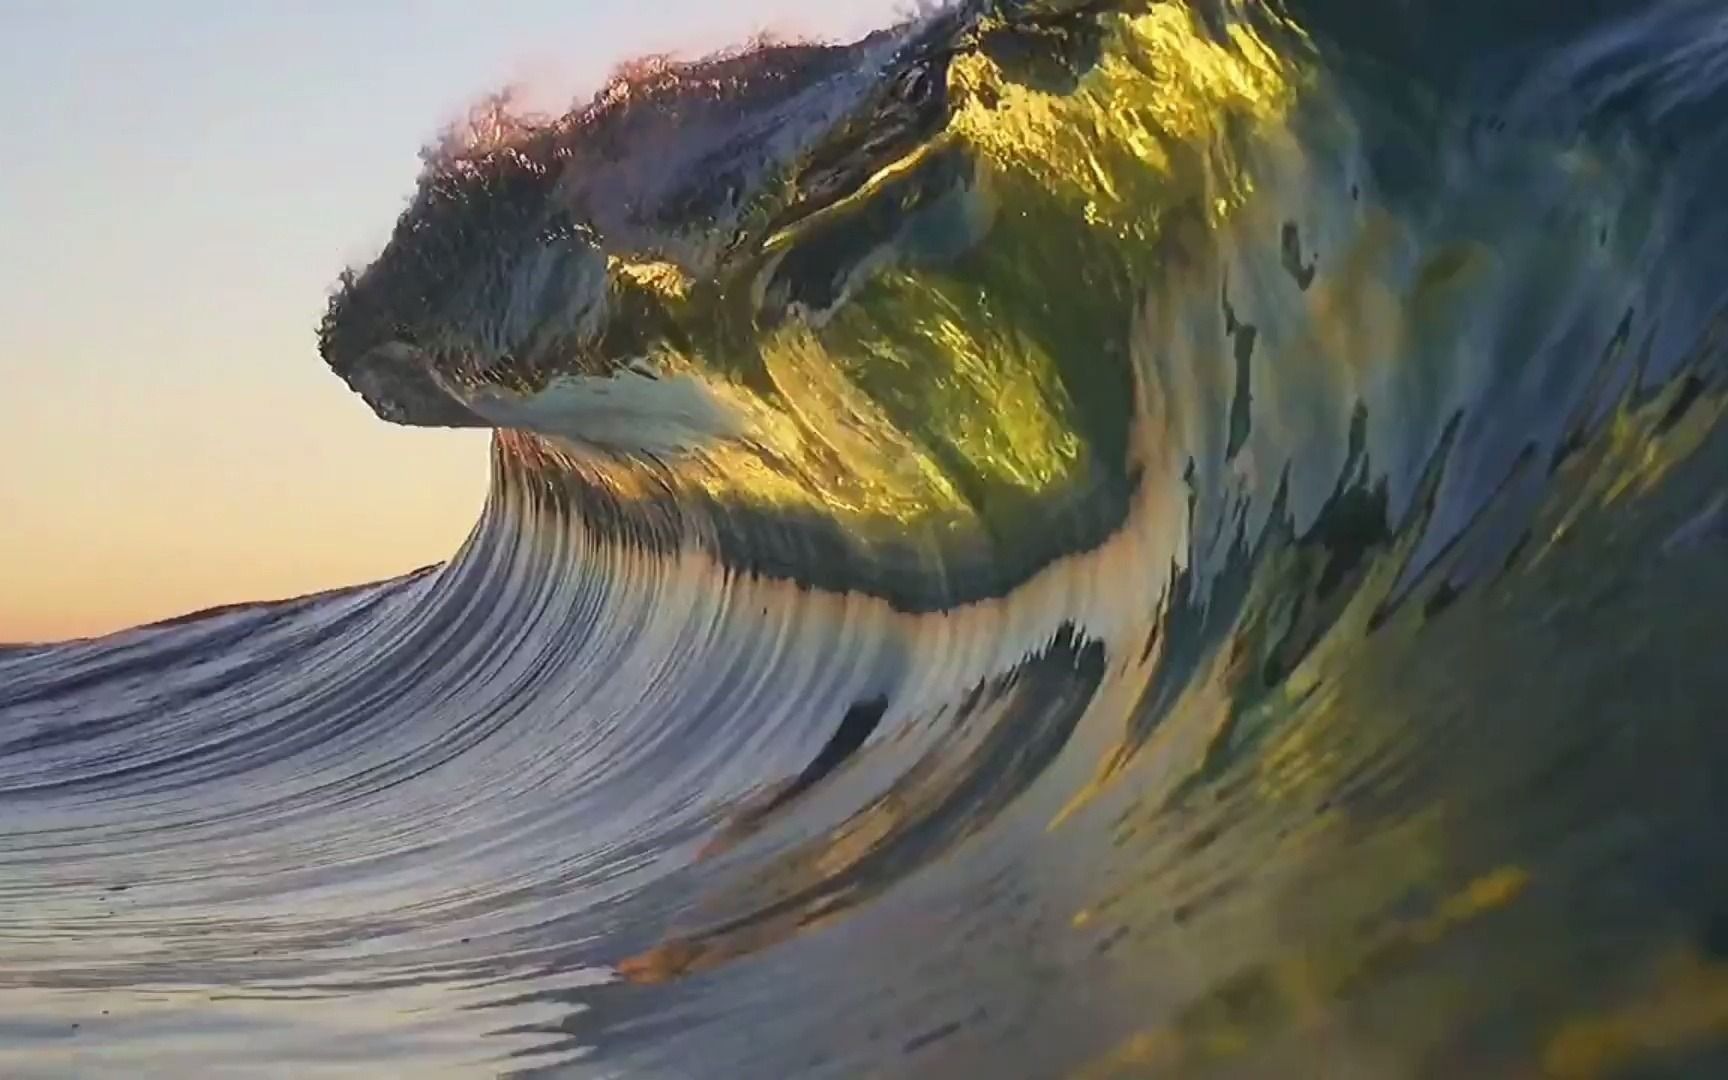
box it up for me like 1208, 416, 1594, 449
6, 0, 1728, 1075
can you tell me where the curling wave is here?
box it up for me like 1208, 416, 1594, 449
6, 0, 1728, 1075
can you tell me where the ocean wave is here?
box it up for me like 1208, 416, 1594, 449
6, 1, 1728, 1075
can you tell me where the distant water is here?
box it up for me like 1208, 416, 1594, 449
6, 1, 1728, 1075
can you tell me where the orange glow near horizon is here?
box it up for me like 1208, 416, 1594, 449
0, 312, 490, 643
0, 401, 489, 644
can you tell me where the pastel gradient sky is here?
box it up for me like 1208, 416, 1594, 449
0, 0, 905, 643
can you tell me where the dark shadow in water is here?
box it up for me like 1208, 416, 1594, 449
751, 696, 890, 818
702, 696, 893, 855
607, 629, 1103, 987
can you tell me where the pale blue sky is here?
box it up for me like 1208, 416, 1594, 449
0, 0, 904, 640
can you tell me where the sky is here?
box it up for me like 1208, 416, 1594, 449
0, 0, 907, 643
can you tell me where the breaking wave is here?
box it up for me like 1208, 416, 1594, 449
6, 1, 1728, 1075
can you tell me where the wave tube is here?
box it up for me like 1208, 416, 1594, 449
6, 1, 1728, 1075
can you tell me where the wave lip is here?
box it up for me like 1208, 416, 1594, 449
319, 19, 944, 430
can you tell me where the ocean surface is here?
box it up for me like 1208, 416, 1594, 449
6, 1, 1728, 1075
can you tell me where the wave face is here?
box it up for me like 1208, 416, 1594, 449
7, 1, 1728, 1074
